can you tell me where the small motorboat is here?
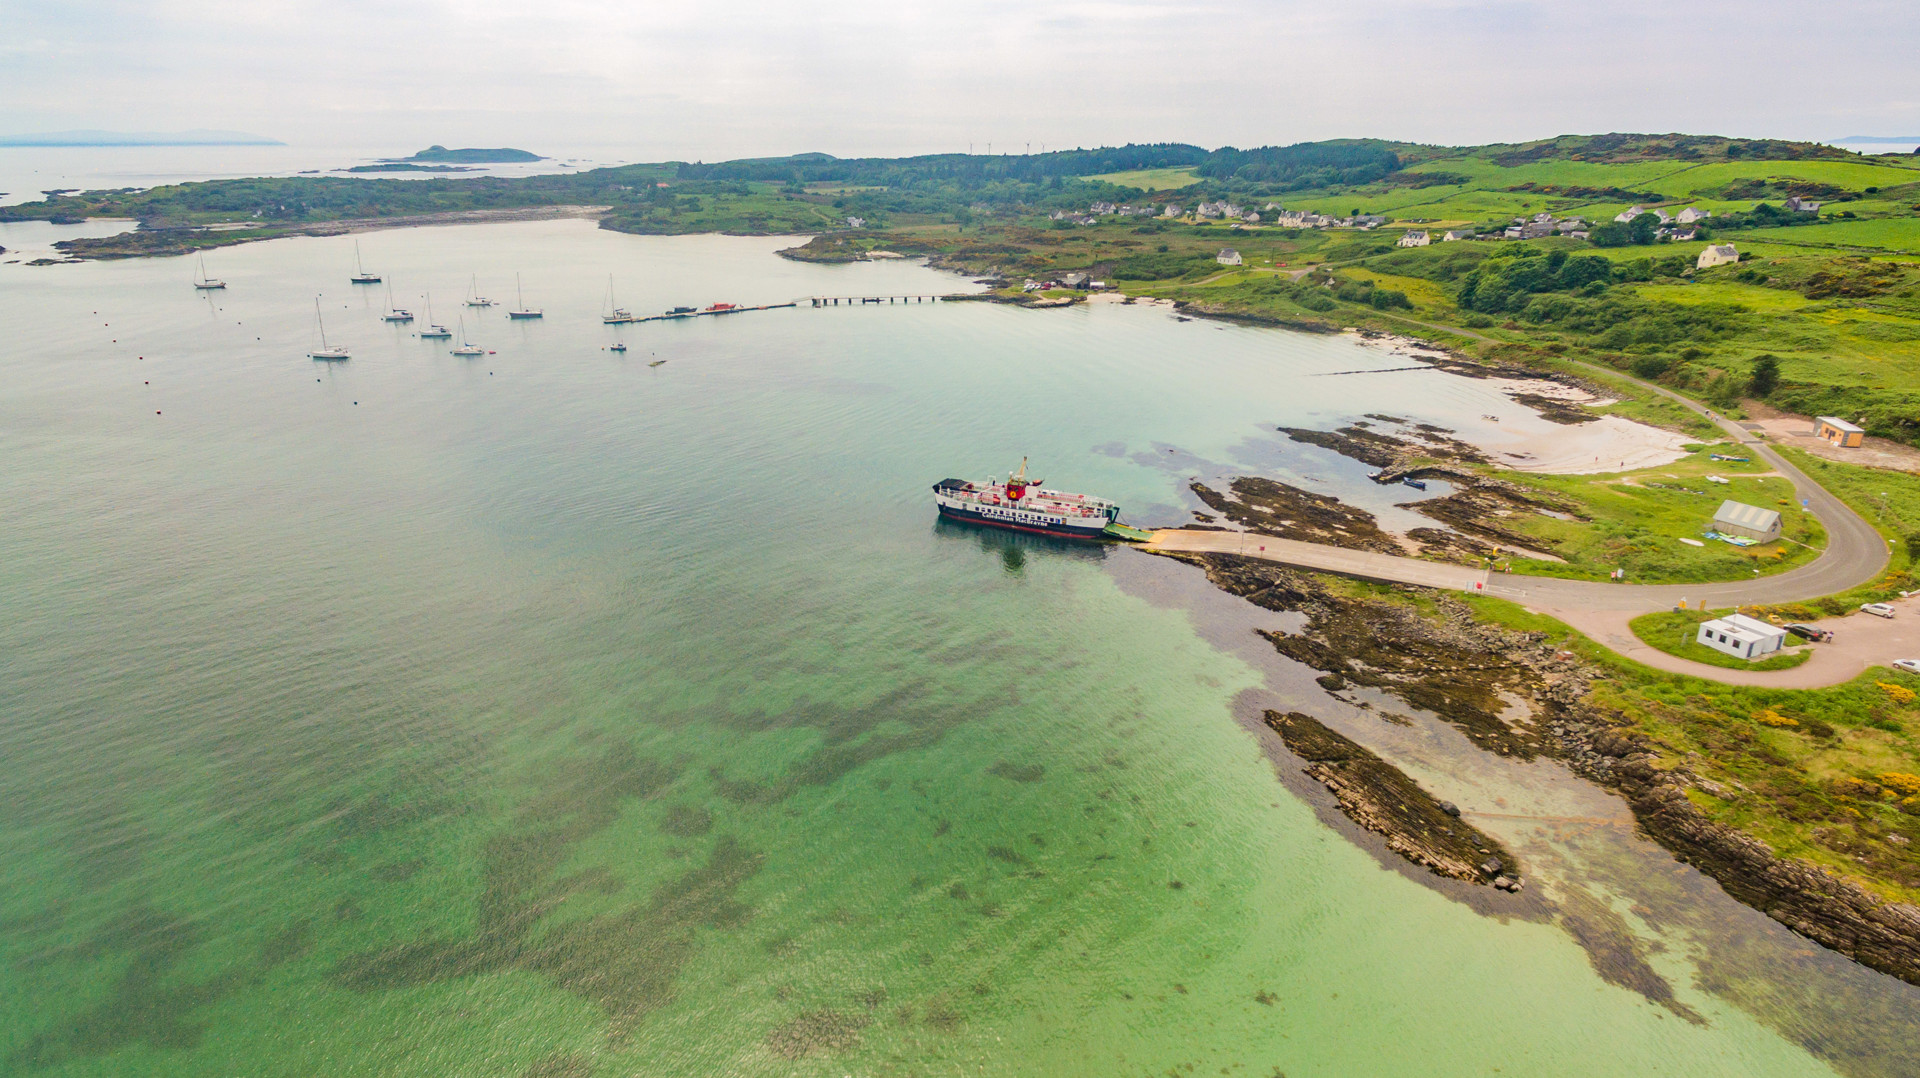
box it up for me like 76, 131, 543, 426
1402, 478, 1428, 491
609, 342, 628, 353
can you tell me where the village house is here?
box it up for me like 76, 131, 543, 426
1696, 243, 1740, 269
1614, 206, 1645, 223
1785, 196, 1822, 213
1441, 230, 1474, 242
1712, 499, 1783, 542
1089, 201, 1117, 215
1352, 214, 1387, 228
1676, 207, 1712, 224
1397, 230, 1431, 247
1696, 613, 1788, 661
845, 216, 865, 228
1216, 248, 1243, 266
1059, 272, 1090, 290
1815, 416, 1866, 448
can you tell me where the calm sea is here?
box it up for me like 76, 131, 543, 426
2, 221, 1916, 1076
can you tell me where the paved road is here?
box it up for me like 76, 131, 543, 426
1145, 530, 1489, 590
1142, 347, 1901, 684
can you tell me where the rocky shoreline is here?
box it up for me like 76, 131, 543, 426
1159, 546, 1920, 987
1265, 710, 1522, 889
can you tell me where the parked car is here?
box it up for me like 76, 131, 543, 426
1893, 659, 1920, 674
1784, 623, 1833, 642
1862, 603, 1897, 618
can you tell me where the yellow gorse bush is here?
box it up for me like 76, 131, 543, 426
1755, 708, 1798, 727
1877, 682, 1917, 705
1881, 772, 1920, 798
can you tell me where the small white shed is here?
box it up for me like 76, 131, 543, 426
1696, 613, 1788, 660
1216, 248, 1242, 266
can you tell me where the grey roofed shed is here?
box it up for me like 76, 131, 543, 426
1712, 499, 1782, 541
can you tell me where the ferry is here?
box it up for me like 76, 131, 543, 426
932, 459, 1149, 540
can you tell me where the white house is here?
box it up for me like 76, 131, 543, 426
1713, 499, 1782, 541
1677, 207, 1712, 224
1785, 196, 1822, 213
1697, 243, 1740, 269
1441, 230, 1474, 241
1696, 613, 1788, 661
1397, 230, 1431, 247
1615, 206, 1645, 223
1216, 248, 1242, 266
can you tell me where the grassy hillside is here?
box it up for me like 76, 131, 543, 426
10, 133, 1920, 443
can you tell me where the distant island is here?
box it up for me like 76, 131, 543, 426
381, 145, 541, 164
344, 163, 480, 173
0, 129, 284, 147
1831, 135, 1920, 144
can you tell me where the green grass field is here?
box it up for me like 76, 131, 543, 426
1491, 450, 1826, 584
1080, 167, 1198, 191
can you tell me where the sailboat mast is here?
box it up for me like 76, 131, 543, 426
315, 298, 329, 349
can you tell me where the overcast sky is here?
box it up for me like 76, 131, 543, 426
4, 0, 1918, 158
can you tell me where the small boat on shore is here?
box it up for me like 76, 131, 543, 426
308, 297, 350, 360
932, 458, 1140, 539
1402, 478, 1428, 491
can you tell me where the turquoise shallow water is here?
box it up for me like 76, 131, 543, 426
2, 221, 1917, 1076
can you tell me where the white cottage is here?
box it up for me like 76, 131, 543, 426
1216, 248, 1242, 266
1397, 230, 1431, 247
1696, 613, 1788, 661
1697, 243, 1740, 269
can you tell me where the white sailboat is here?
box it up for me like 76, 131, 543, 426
308, 297, 350, 360
193, 253, 225, 290
507, 273, 543, 319
464, 274, 495, 307
350, 240, 380, 284
381, 282, 414, 322
418, 292, 452, 339
603, 275, 636, 323
450, 316, 484, 356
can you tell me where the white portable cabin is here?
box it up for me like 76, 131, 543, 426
1696, 613, 1788, 660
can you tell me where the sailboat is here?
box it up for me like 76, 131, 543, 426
308, 297, 350, 360
450, 316, 484, 356
603, 275, 636, 324
507, 273, 543, 319
192, 253, 226, 290
381, 282, 414, 322
418, 293, 452, 339
464, 274, 495, 307
350, 240, 380, 284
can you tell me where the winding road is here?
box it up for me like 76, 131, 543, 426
1143, 351, 1903, 686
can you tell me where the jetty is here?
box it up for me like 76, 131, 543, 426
633, 302, 797, 323
807, 294, 973, 306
